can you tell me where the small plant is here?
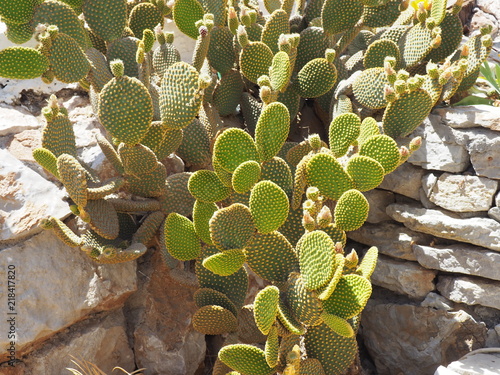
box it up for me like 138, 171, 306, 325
454, 59, 500, 106
66, 356, 145, 375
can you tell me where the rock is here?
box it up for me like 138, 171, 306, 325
435, 105, 500, 131
362, 302, 487, 375
439, 351, 500, 375
0, 230, 137, 362
486, 328, 500, 347
7, 129, 42, 163
371, 255, 437, 299
22, 309, 135, 374
0, 149, 71, 242
414, 244, 500, 281
125, 250, 206, 375
408, 114, 469, 173
496, 192, 500, 207
470, 9, 499, 38
379, 162, 425, 200
421, 292, 453, 311
421, 172, 498, 212
363, 189, 394, 223
387, 203, 500, 252
0, 104, 40, 136
489, 207, 500, 222
348, 221, 433, 261
437, 276, 500, 310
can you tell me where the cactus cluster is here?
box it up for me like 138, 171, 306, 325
0, 0, 493, 373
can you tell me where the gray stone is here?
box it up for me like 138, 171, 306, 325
0, 230, 137, 362
414, 244, 500, 281
0, 149, 70, 242
486, 328, 500, 347
435, 105, 500, 131
419, 186, 438, 209
363, 189, 394, 223
421, 292, 453, 311
23, 309, 135, 374
371, 255, 437, 299
348, 221, 433, 261
408, 114, 469, 173
0, 104, 40, 136
445, 351, 500, 375
362, 302, 487, 375
387, 203, 500, 251
437, 276, 500, 310
496, 191, 500, 207
422, 172, 498, 212
470, 9, 499, 39
379, 162, 425, 200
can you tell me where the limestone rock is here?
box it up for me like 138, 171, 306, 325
0, 230, 137, 362
0, 149, 70, 242
0, 104, 41, 136
371, 255, 437, 299
363, 189, 394, 223
362, 302, 487, 375
408, 114, 469, 173
23, 309, 135, 374
440, 352, 500, 375
387, 203, 500, 251
422, 172, 498, 212
488, 207, 500, 222
125, 250, 206, 375
435, 105, 500, 131
414, 244, 500, 281
379, 162, 425, 200
437, 276, 500, 310
348, 221, 433, 261
6, 129, 42, 163
421, 292, 453, 311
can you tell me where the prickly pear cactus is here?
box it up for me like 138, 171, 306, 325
0, 0, 493, 372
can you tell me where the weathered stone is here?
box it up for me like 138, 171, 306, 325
435, 105, 500, 131
23, 309, 135, 374
0, 104, 40, 136
408, 114, 469, 173
495, 192, 500, 207
414, 244, 500, 281
443, 352, 500, 375
421, 292, 453, 311
379, 162, 425, 200
7, 129, 41, 163
362, 301, 487, 375
419, 186, 438, 209
371, 255, 437, 299
348, 221, 433, 261
486, 328, 500, 347
0, 149, 70, 242
387, 203, 500, 251
489, 207, 500, 222
437, 276, 500, 310
125, 250, 206, 375
363, 189, 394, 223
0, 230, 137, 362
422, 172, 498, 212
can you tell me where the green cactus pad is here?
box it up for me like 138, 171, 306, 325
334, 189, 369, 232
362, 0, 401, 28
306, 153, 354, 201
278, 206, 304, 247
358, 246, 378, 278
287, 272, 323, 326
207, 26, 236, 75
213, 128, 259, 173
128, 2, 162, 38
176, 118, 211, 167
254, 285, 280, 335
213, 69, 244, 116
346, 155, 384, 192
321, 313, 354, 337
357, 116, 380, 146
277, 86, 301, 122
463, 33, 492, 78
42, 111, 76, 158
430, 0, 447, 25
160, 62, 203, 130
83, 0, 127, 42
119, 143, 158, 176
297, 230, 335, 291
328, 113, 361, 158
382, 88, 433, 138
57, 154, 88, 208
188, 170, 231, 203
425, 13, 462, 63
265, 325, 279, 367
0, 0, 37, 25
84, 199, 120, 240
43, 217, 84, 247
323, 225, 347, 247
200, 0, 226, 26
153, 42, 181, 78
125, 161, 167, 198
321, 0, 363, 35
322, 274, 372, 319
232, 160, 262, 194
5, 22, 33, 44
106, 198, 160, 213
141, 123, 183, 160
294, 58, 337, 98
277, 298, 306, 335
352, 67, 389, 109
250, 180, 290, 234
131, 211, 165, 245
0, 47, 49, 80
239, 42, 274, 84
193, 200, 218, 245
399, 23, 434, 69
364, 39, 401, 69
261, 157, 293, 197
269, 51, 291, 93
194, 287, 238, 317
359, 134, 400, 174
106, 37, 139, 78
238, 305, 268, 344
456, 67, 481, 93
202, 249, 246, 276
245, 231, 298, 282
49, 32, 91, 83
255, 102, 290, 162
261, 9, 290, 54
210, 203, 256, 251
317, 253, 345, 300
304, 322, 358, 375
163, 212, 201, 261
295, 27, 328, 72
172, 0, 205, 39
161, 172, 195, 216
85, 48, 113, 92
33, 147, 59, 178
99, 75, 153, 145
299, 358, 326, 374
193, 305, 238, 335
219, 344, 275, 375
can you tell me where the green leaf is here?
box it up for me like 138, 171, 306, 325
453, 96, 493, 106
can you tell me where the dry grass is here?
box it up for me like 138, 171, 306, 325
66, 356, 145, 375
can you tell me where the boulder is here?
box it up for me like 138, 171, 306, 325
435, 105, 500, 131
437, 276, 500, 310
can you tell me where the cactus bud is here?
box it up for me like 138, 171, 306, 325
396, 69, 410, 81
431, 34, 442, 49
303, 199, 317, 216
288, 33, 300, 49
426, 61, 439, 78
257, 75, 271, 87
228, 7, 238, 35
450, 65, 461, 79
334, 241, 344, 254
394, 79, 407, 95
69, 204, 80, 215
384, 60, 397, 84
47, 24, 59, 38
409, 136, 422, 152
308, 134, 322, 151
110, 59, 125, 77
438, 69, 452, 85
306, 186, 320, 201
240, 8, 251, 27
384, 85, 397, 102
407, 76, 422, 91
426, 17, 436, 30
198, 73, 211, 89
237, 25, 249, 48
42, 106, 54, 121
482, 34, 492, 48
317, 205, 332, 227
302, 210, 316, 231
142, 29, 155, 52
136, 41, 145, 64
260, 85, 275, 104
460, 43, 469, 57
199, 25, 209, 38
480, 24, 493, 35
325, 48, 336, 63
399, 146, 410, 164
345, 249, 358, 268
279, 34, 291, 54
248, 9, 257, 24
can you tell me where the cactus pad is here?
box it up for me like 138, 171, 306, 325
359, 134, 400, 174
57, 154, 88, 208
294, 58, 337, 98
210, 203, 255, 250
255, 102, 290, 162
0, 47, 48, 80
239, 41, 274, 84
213, 128, 259, 173
250, 180, 289, 234
219, 344, 275, 375
346, 155, 384, 192
352, 67, 389, 109
232, 160, 262, 194
193, 200, 218, 245
163, 212, 201, 261
328, 113, 361, 158
321, 313, 354, 337
254, 285, 280, 335
84, 198, 120, 240
193, 305, 238, 334
202, 249, 247, 276
364, 39, 401, 69
172, 0, 205, 39
334, 189, 369, 231
194, 287, 238, 317
321, 0, 363, 35
83, 0, 127, 42
322, 274, 372, 319
188, 170, 231, 203
286, 272, 323, 326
